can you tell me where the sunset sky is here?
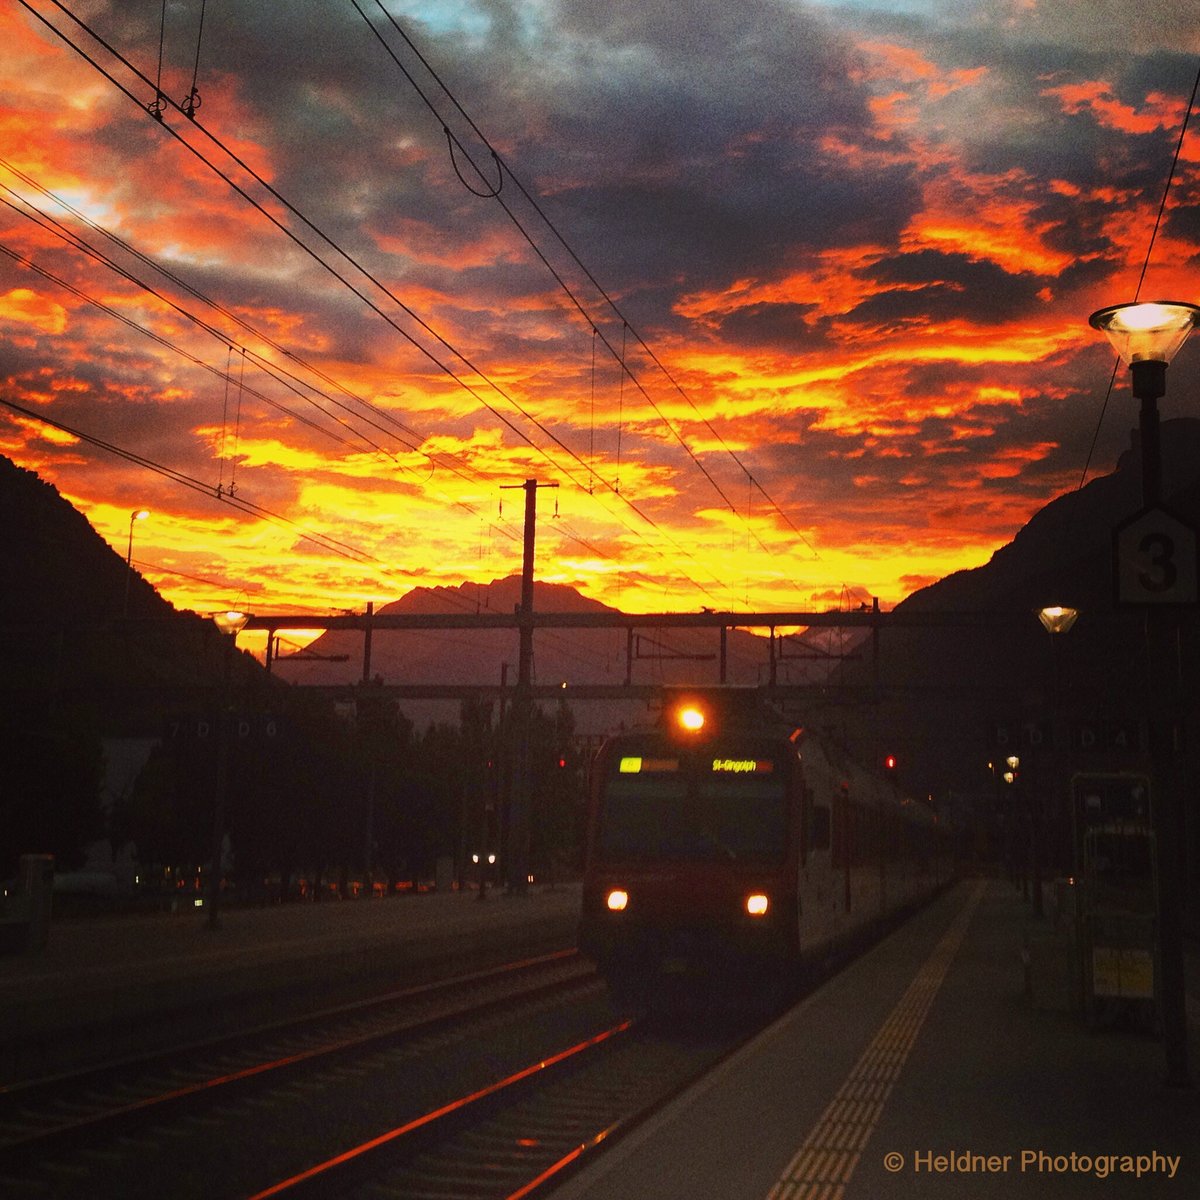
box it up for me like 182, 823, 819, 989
3, 0, 1200, 655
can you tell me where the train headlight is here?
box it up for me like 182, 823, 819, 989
606, 889, 629, 912
745, 893, 769, 917
678, 705, 706, 733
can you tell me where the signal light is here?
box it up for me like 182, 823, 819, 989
884, 754, 898, 778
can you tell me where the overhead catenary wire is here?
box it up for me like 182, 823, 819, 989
183, 0, 207, 118
353, 0, 807, 561
0, 224, 680, 602
0, 394, 393, 569
1077, 59, 1200, 490
0, 162, 478, 475
0, 233, 389, 460
0, 234, 536, 568
17, 0, 734, 606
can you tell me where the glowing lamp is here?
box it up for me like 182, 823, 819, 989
1090, 300, 1199, 508
606, 889, 629, 912
745, 893, 769, 916
677, 706, 706, 733
123, 508, 151, 616
212, 609, 250, 636
1037, 606, 1079, 635
1089, 301, 1200, 370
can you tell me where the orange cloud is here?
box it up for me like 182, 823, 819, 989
0, 286, 67, 334
1041, 80, 1183, 135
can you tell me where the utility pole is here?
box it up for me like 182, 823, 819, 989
501, 478, 557, 894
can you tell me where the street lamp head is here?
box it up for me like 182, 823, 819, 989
1088, 301, 1200, 367
212, 609, 250, 636
1037, 605, 1079, 635
130, 508, 150, 523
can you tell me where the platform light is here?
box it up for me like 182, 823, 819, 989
1037, 605, 1079, 635
745, 893, 770, 917
1089, 301, 1200, 368
212, 609, 250, 636
606, 889, 629, 912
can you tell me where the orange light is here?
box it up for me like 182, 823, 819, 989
745, 893, 769, 916
678, 706, 705, 732
606, 889, 629, 912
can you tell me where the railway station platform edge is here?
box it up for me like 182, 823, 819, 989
551, 879, 1200, 1200
0, 882, 583, 1049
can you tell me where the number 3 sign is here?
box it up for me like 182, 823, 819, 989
1113, 506, 1199, 606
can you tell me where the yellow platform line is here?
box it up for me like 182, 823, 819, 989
766, 881, 987, 1200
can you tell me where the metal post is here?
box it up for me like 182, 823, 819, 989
362, 600, 374, 683
1131, 358, 1189, 1087
502, 479, 556, 893
207, 633, 236, 929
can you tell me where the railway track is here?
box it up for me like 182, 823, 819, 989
1, 906, 935, 1198
256, 1015, 748, 1200
0, 939, 759, 1200
0, 949, 599, 1195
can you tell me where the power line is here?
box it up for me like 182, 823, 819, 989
0, 157, 467, 466
352, 0, 776, 557
23, 0, 732, 605
1078, 60, 1200, 490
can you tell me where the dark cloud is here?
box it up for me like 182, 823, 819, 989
714, 302, 833, 353
848, 250, 1047, 326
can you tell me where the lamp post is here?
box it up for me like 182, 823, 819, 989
207, 609, 249, 929
1037, 607, 1078, 941
1039, 605, 1096, 1015
1089, 302, 1200, 506
1028, 606, 1079, 919
1089, 299, 1199, 1087
122, 508, 149, 617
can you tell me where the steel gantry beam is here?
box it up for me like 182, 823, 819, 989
244, 607, 1031, 633
245, 605, 1032, 698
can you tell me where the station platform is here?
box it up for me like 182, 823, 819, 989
0, 883, 580, 1081
554, 880, 1200, 1200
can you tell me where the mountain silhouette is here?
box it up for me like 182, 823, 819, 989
7, 415, 1200, 791
832, 418, 1200, 801
0, 454, 265, 727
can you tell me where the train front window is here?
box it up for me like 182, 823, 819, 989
598, 752, 788, 864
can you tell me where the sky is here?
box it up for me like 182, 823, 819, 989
2, 0, 1200, 655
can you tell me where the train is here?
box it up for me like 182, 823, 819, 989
579, 689, 951, 1009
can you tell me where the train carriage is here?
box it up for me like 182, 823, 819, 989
579, 690, 947, 1009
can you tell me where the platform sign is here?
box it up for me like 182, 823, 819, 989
1113, 505, 1198, 606
1092, 946, 1154, 999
